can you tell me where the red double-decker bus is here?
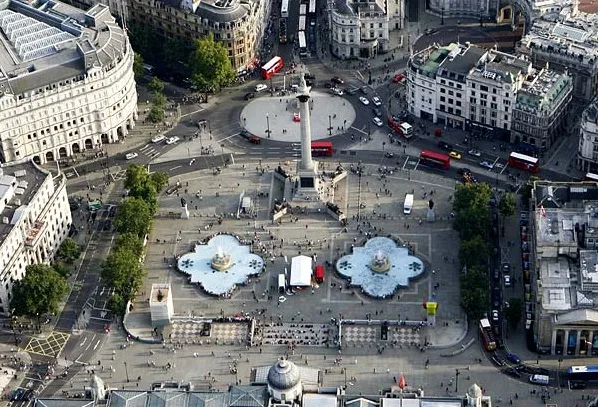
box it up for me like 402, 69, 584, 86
419, 150, 450, 170
480, 318, 497, 351
311, 141, 333, 157
261, 56, 284, 79
508, 152, 539, 173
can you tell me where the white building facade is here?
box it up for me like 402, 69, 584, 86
578, 96, 598, 172
0, 0, 137, 165
328, 0, 392, 59
0, 161, 71, 314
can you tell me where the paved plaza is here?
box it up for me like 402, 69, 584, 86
240, 91, 356, 142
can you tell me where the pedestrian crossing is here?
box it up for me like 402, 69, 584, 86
139, 144, 162, 159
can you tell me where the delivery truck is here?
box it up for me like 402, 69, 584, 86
403, 194, 414, 214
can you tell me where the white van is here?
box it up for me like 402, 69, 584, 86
403, 194, 414, 215
255, 84, 268, 92
529, 374, 549, 385
278, 274, 286, 293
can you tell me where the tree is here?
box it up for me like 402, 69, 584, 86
453, 183, 493, 240
153, 93, 166, 109
505, 297, 523, 328
101, 248, 145, 302
459, 236, 490, 268
52, 261, 71, 278
124, 164, 168, 214
56, 237, 82, 264
146, 105, 164, 124
189, 32, 235, 92
150, 172, 169, 193
116, 233, 145, 259
114, 197, 152, 237
460, 266, 488, 320
148, 77, 165, 95
10, 264, 67, 317
133, 53, 145, 80
499, 193, 516, 219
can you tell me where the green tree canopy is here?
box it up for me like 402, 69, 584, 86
10, 264, 67, 317
499, 193, 516, 219
505, 297, 523, 329
460, 266, 488, 320
114, 197, 152, 237
133, 53, 145, 80
148, 77, 165, 95
459, 236, 490, 268
101, 248, 145, 302
52, 261, 71, 279
56, 237, 82, 264
116, 233, 145, 259
453, 183, 493, 240
124, 164, 168, 213
189, 32, 235, 92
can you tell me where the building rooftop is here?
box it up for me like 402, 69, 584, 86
519, 6, 598, 67
516, 68, 571, 112
437, 44, 486, 82
161, 0, 250, 24
0, 160, 48, 246
409, 44, 454, 79
468, 50, 531, 85
0, 0, 127, 97
333, 0, 385, 15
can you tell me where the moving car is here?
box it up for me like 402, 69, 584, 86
254, 84, 268, 92
359, 96, 370, 105
449, 151, 462, 159
372, 117, 383, 127
502, 263, 511, 274
244, 92, 255, 100
125, 152, 138, 160
372, 96, 382, 106
492, 309, 499, 322
438, 141, 452, 151
504, 274, 511, 287
166, 136, 180, 145
425, 28, 437, 35
468, 149, 482, 157
240, 130, 261, 144
479, 161, 494, 169
151, 134, 166, 143
332, 88, 344, 96
331, 76, 344, 85
384, 152, 394, 158
392, 73, 405, 83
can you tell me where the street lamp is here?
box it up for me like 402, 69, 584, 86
266, 114, 271, 138
328, 115, 333, 135
441, 6, 445, 25
124, 361, 130, 382
454, 368, 460, 393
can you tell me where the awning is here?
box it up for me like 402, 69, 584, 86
290, 255, 312, 286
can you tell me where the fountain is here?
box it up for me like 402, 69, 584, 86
370, 250, 391, 273
211, 246, 233, 271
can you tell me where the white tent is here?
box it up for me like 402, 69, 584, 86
290, 255, 312, 286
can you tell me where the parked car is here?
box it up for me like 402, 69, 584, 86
372, 117, 383, 127
332, 88, 344, 96
359, 96, 370, 105
372, 96, 382, 106
331, 76, 344, 85
468, 149, 482, 157
392, 73, 405, 83
449, 151, 462, 159
151, 134, 166, 143
479, 161, 494, 169
166, 136, 180, 145
373, 108, 382, 117
503, 368, 522, 378
244, 92, 255, 100
505, 353, 521, 364
125, 152, 138, 160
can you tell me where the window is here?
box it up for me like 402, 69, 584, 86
440, 96, 446, 102
470, 97, 476, 104
440, 88, 446, 94
440, 104, 445, 111
480, 85, 488, 92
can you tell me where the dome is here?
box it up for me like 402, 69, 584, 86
467, 383, 482, 398
267, 359, 301, 390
